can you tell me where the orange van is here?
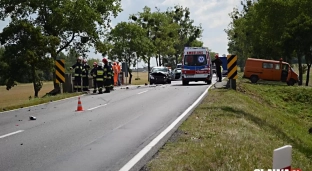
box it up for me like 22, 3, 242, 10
243, 58, 299, 86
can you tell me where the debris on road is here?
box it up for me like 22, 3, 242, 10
29, 116, 36, 120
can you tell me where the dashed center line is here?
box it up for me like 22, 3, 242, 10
137, 90, 148, 94
0, 130, 24, 139
87, 104, 108, 111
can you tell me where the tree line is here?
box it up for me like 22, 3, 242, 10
225, 0, 312, 86
0, 1, 212, 97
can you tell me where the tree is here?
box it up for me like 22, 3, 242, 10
165, 5, 204, 65
107, 21, 151, 84
0, 0, 122, 93
0, 19, 56, 97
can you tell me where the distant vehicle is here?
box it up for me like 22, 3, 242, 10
212, 63, 216, 74
219, 56, 228, 76
243, 58, 299, 86
149, 66, 172, 84
171, 68, 182, 80
176, 63, 182, 69
181, 47, 213, 85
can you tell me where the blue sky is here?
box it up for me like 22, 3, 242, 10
0, 0, 242, 67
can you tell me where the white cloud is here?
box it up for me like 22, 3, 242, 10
0, 0, 242, 67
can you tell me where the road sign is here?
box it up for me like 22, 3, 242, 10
227, 55, 238, 79
55, 59, 65, 83
273, 145, 292, 170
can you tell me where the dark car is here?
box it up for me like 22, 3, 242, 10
149, 67, 171, 84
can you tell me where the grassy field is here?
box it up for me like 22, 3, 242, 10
143, 73, 312, 170
128, 71, 149, 85
0, 72, 148, 112
0, 82, 82, 112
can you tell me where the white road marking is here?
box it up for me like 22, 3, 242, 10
137, 90, 148, 95
87, 104, 108, 111
119, 84, 214, 171
0, 130, 24, 139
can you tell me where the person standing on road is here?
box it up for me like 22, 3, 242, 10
90, 62, 98, 93
70, 56, 83, 92
212, 54, 223, 82
116, 61, 122, 86
102, 58, 112, 93
113, 62, 118, 86
82, 58, 91, 91
95, 62, 105, 94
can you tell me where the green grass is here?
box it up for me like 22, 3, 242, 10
144, 75, 312, 171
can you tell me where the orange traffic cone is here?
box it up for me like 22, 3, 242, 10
76, 97, 84, 111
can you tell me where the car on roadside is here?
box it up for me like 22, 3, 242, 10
149, 66, 172, 84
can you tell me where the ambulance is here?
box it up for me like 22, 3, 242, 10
181, 47, 213, 85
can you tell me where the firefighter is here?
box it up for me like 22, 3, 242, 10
70, 56, 83, 92
108, 61, 114, 90
113, 62, 118, 86
90, 62, 98, 93
95, 62, 105, 94
102, 58, 112, 93
212, 54, 223, 82
82, 58, 91, 91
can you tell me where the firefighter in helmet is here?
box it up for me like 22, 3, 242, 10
108, 60, 114, 90
90, 62, 98, 93
95, 62, 105, 94
102, 58, 112, 93
70, 56, 83, 92
82, 58, 91, 91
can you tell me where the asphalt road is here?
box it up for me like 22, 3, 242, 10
0, 77, 217, 171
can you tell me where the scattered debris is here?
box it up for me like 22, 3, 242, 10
29, 116, 36, 120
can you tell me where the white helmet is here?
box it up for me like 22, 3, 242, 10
98, 62, 104, 67
83, 59, 87, 63
78, 56, 83, 60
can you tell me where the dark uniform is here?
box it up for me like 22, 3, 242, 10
95, 65, 105, 94
90, 64, 97, 93
104, 63, 112, 93
82, 62, 91, 91
212, 56, 223, 82
70, 61, 83, 92
108, 62, 114, 90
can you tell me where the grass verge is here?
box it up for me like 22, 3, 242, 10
0, 82, 83, 112
143, 77, 312, 170
0, 92, 83, 112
